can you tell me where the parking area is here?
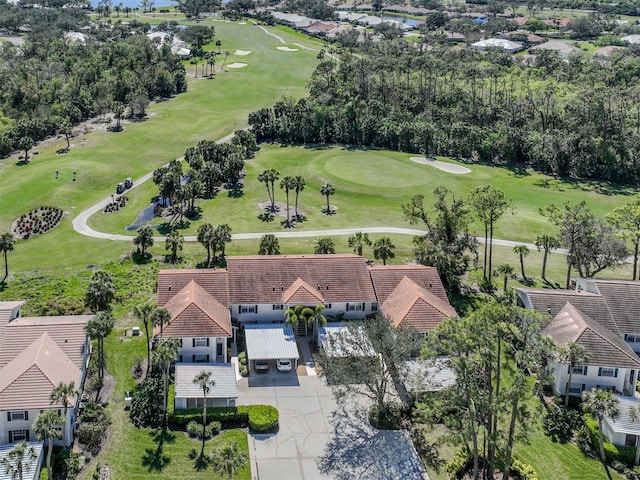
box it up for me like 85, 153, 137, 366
236, 375, 428, 480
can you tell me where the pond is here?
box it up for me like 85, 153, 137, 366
125, 204, 156, 231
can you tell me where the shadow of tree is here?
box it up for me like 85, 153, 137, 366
258, 213, 274, 223
132, 252, 153, 264
188, 449, 210, 471
228, 186, 244, 198
141, 428, 175, 472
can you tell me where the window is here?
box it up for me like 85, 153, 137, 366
598, 367, 618, 378
371, 303, 378, 312
216, 343, 223, 356
626, 434, 638, 447
272, 304, 284, 310
324, 303, 331, 309
571, 365, 587, 375
193, 354, 209, 363
568, 383, 585, 394
194, 337, 208, 347
7, 411, 28, 421
347, 303, 364, 311
626, 334, 640, 343
240, 305, 257, 314
8, 430, 29, 443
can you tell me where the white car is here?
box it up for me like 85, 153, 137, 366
276, 359, 293, 372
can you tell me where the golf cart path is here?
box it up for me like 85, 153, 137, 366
71, 131, 564, 254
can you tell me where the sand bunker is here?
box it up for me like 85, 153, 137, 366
410, 157, 471, 174
227, 63, 247, 69
239, 21, 247, 24
277, 46, 299, 52
235, 50, 252, 56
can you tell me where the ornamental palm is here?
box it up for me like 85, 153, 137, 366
535, 234, 560, 281
210, 441, 247, 480
134, 226, 154, 256
320, 183, 335, 215
348, 232, 372, 256
0, 441, 36, 480
133, 299, 155, 375
258, 234, 280, 255
197, 223, 215, 267
85, 311, 115, 381
559, 342, 590, 407
193, 370, 216, 453
165, 231, 184, 263
280, 176, 295, 226
513, 244, 530, 281
213, 224, 232, 257
33, 411, 64, 480
50, 381, 77, 440
293, 176, 305, 221
85, 270, 115, 313
0, 232, 15, 283
152, 338, 180, 427
373, 237, 395, 265
152, 307, 172, 338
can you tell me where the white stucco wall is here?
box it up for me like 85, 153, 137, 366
0, 408, 75, 446
177, 337, 227, 363
548, 360, 632, 396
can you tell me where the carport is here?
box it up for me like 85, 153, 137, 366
244, 324, 300, 372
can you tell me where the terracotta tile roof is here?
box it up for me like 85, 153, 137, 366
589, 280, 640, 335
545, 303, 640, 369
369, 265, 448, 304
381, 276, 457, 332
0, 315, 92, 368
516, 288, 620, 336
225, 255, 377, 304
0, 333, 82, 410
157, 268, 228, 306
282, 277, 325, 304
161, 281, 231, 338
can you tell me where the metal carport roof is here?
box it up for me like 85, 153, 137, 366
174, 363, 238, 399
244, 324, 300, 360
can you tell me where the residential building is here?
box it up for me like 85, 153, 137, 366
471, 38, 524, 53
602, 395, 640, 448
529, 40, 581, 59
516, 281, 640, 398
0, 301, 92, 447
0, 441, 44, 480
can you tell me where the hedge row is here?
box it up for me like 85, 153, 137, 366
585, 414, 636, 466
170, 405, 279, 433
445, 451, 538, 480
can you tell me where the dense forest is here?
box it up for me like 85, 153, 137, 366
249, 43, 640, 184
0, 1, 187, 157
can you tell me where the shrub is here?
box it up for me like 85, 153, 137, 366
544, 404, 583, 441
511, 458, 539, 480
239, 364, 248, 377
240, 405, 279, 432
368, 401, 408, 430
238, 351, 247, 366
186, 420, 222, 439
446, 450, 470, 479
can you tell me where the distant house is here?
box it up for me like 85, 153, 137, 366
0, 302, 92, 447
516, 281, 640, 398
530, 40, 581, 59
621, 34, 640, 45
148, 31, 191, 57
593, 45, 628, 59
472, 38, 524, 53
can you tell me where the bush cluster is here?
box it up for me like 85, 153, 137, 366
445, 451, 537, 479
186, 420, 221, 439
543, 404, 584, 441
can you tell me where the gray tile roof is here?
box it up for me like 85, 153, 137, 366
174, 363, 237, 399
605, 395, 640, 436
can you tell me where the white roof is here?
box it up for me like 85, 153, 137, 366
245, 324, 299, 360
530, 40, 581, 54
318, 323, 375, 357
174, 363, 238, 399
472, 38, 523, 50
405, 357, 456, 392
605, 395, 640, 436
64, 31, 86, 44
621, 34, 640, 45
0, 442, 43, 480
271, 11, 309, 23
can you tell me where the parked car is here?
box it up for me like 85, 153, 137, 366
276, 359, 292, 372
254, 360, 270, 373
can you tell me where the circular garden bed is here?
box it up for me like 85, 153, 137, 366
12, 206, 65, 238
103, 195, 129, 214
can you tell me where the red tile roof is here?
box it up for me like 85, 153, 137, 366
369, 265, 447, 304
161, 281, 231, 338
282, 277, 325, 304
381, 276, 457, 332
157, 268, 228, 306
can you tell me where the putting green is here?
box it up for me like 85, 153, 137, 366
324, 154, 431, 188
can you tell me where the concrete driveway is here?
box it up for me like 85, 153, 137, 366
236, 376, 427, 480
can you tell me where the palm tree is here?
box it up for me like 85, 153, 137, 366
314, 237, 335, 254
513, 244, 530, 281
134, 226, 154, 257
320, 183, 335, 214
50, 381, 77, 442
197, 223, 215, 267
258, 169, 280, 213
582, 388, 620, 462
0, 441, 37, 480
85, 311, 115, 382
152, 338, 180, 427
215, 39, 222, 54
214, 224, 232, 258
293, 176, 305, 221
373, 237, 395, 265
0, 232, 15, 283
33, 411, 64, 480
559, 342, 590, 407
280, 176, 295, 226
258, 234, 280, 255
535, 234, 560, 281
496, 263, 515, 294
85, 270, 116, 313
210, 441, 247, 480
193, 370, 216, 454
152, 307, 172, 338
305, 304, 326, 339
348, 232, 372, 256
134, 299, 155, 375
165, 231, 184, 263
284, 305, 303, 330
